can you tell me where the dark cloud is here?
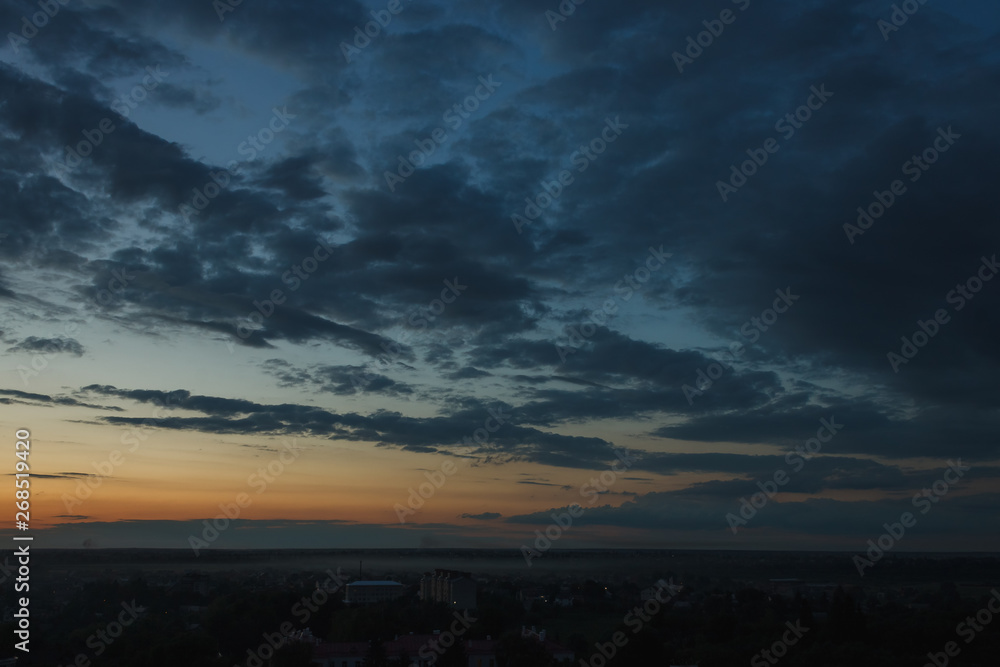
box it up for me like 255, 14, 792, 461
0, 389, 120, 411
460, 512, 502, 520
261, 359, 414, 396
80, 384, 626, 469
446, 367, 491, 380
2, 0, 998, 549
7, 336, 85, 357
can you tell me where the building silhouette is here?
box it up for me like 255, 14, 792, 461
419, 569, 477, 609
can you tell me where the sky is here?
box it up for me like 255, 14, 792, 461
1, 0, 999, 553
